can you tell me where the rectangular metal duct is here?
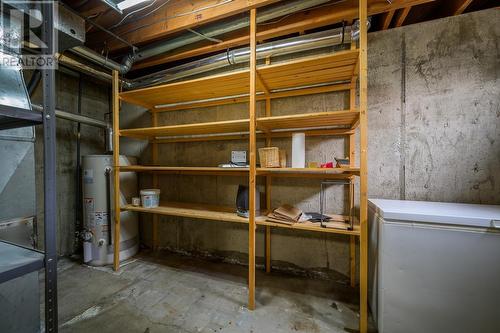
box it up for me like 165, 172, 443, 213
0, 2, 86, 130
2, 1, 85, 51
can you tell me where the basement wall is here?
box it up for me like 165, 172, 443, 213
32, 72, 108, 255
369, 8, 500, 203
121, 8, 499, 280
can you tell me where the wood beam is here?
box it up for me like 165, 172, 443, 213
264, 80, 272, 274
359, 0, 369, 331
87, 0, 279, 52
450, 0, 474, 15
133, 0, 435, 70
75, 1, 108, 18
380, 10, 395, 30
152, 111, 159, 251
248, 8, 257, 311
394, 6, 412, 27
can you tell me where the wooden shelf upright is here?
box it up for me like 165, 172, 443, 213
112, 1, 368, 331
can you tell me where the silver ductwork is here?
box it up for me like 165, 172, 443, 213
63, 23, 361, 90
130, 25, 354, 88
70, 0, 336, 74
3, 1, 85, 51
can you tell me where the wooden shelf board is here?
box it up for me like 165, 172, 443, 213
121, 202, 359, 236
152, 128, 355, 144
122, 202, 248, 224
256, 216, 360, 236
119, 165, 358, 178
119, 50, 359, 109
257, 167, 359, 178
120, 110, 358, 140
120, 118, 249, 139
258, 50, 359, 91
119, 165, 249, 176
257, 110, 359, 131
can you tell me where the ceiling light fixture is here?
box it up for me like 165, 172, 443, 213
117, 0, 152, 11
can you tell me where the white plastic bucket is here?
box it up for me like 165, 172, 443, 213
140, 189, 160, 208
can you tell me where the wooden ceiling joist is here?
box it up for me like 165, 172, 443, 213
394, 6, 412, 27
450, 0, 474, 15
380, 10, 395, 30
133, 0, 435, 70
75, 1, 109, 18
87, 0, 280, 52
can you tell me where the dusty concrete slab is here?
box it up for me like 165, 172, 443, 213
54, 252, 374, 333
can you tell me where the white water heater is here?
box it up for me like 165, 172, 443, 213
82, 155, 139, 266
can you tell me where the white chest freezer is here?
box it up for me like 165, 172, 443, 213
368, 199, 500, 333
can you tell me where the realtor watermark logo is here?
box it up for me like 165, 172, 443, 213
0, 1, 58, 69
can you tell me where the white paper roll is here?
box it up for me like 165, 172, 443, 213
292, 132, 305, 168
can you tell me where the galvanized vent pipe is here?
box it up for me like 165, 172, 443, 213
61, 22, 366, 91
70, 0, 335, 74
129, 25, 355, 88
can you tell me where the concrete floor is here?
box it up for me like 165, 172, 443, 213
50, 251, 373, 333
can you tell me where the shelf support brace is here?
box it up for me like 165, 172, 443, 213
257, 71, 270, 96
248, 8, 257, 311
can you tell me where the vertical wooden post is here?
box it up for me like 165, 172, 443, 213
349, 180, 356, 288
359, 0, 369, 332
248, 8, 257, 311
349, 38, 358, 288
112, 70, 121, 271
349, 45, 358, 288
349, 76, 357, 165
152, 111, 159, 250
265, 97, 272, 273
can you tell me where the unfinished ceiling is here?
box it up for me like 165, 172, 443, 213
62, 0, 497, 76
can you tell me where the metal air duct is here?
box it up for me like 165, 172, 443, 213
128, 25, 355, 88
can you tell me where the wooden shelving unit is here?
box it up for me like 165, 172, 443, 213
112, 1, 368, 331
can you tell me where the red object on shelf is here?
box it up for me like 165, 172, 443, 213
320, 162, 334, 168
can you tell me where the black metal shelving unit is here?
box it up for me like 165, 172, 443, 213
0, 2, 58, 332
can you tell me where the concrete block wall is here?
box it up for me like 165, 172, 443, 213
123, 8, 499, 280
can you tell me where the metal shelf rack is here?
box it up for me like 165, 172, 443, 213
0, 3, 59, 332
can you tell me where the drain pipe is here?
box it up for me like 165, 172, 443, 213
27, 70, 42, 95
75, 76, 83, 252
70, 0, 334, 74
31, 104, 108, 128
